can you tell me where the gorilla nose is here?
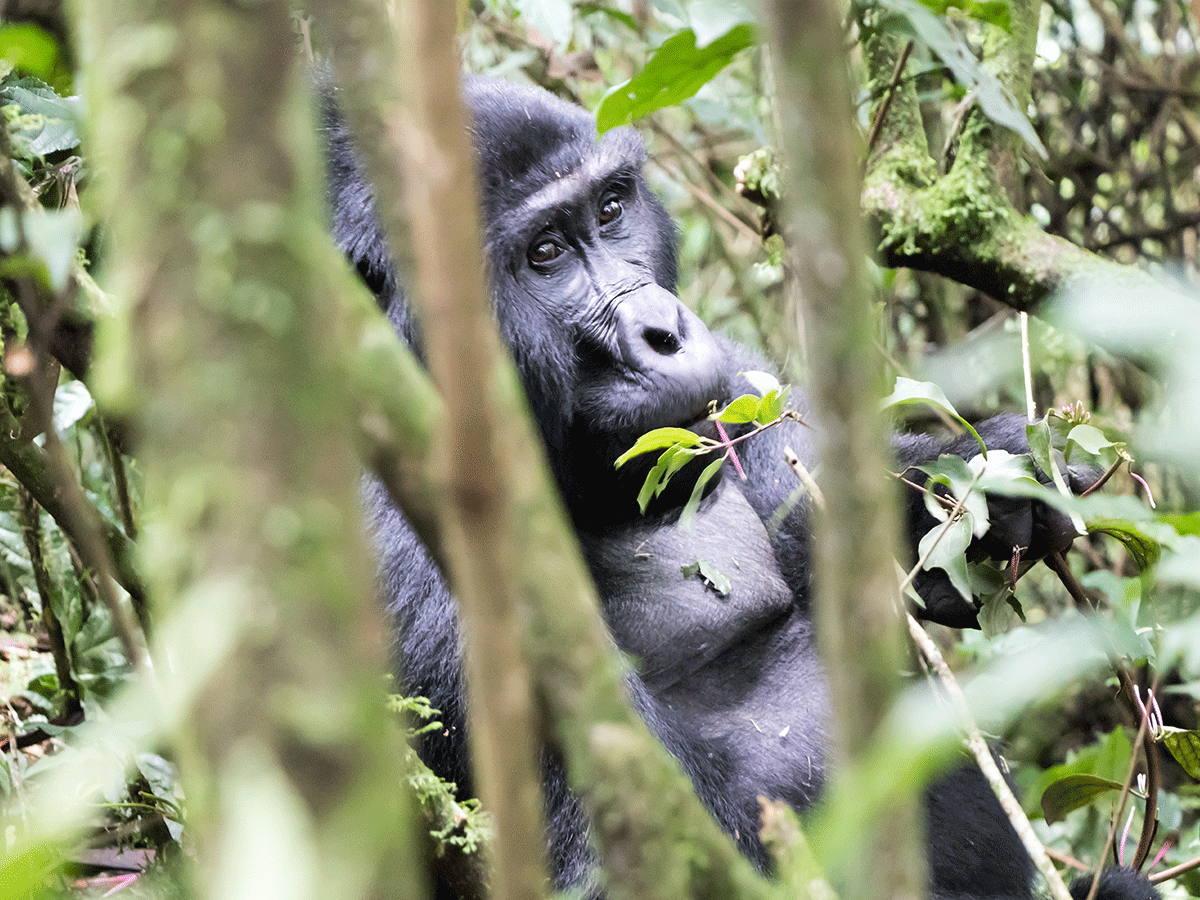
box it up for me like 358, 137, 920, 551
616, 285, 721, 386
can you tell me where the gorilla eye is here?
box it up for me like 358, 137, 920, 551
598, 197, 623, 226
528, 239, 563, 267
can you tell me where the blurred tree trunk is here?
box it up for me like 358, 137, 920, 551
81, 2, 419, 899
761, 3, 925, 900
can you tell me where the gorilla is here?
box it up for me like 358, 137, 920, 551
323, 78, 1158, 900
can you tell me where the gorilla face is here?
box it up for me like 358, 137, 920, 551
463, 80, 727, 521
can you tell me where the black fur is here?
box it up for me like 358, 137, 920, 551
323, 78, 1158, 900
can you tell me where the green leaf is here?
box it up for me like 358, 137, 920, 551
615, 426, 703, 468
881, 376, 985, 455
682, 558, 732, 596
1161, 727, 1200, 779
0, 77, 82, 158
1087, 521, 1161, 572
596, 24, 755, 132
1040, 774, 1125, 824
680, 456, 723, 530
0, 24, 60, 82
917, 454, 989, 535
1065, 423, 1113, 463
917, 514, 973, 600
712, 394, 760, 424
755, 387, 789, 425
1025, 418, 1086, 535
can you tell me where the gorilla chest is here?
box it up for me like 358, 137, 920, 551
580, 481, 795, 693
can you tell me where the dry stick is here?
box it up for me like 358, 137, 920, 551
1046, 557, 1161, 897
786, 448, 1070, 900
1083, 704, 1150, 900
1149, 854, 1200, 885
1020, 312, 1036, 422
1120, 670, 1159, 872
905, 612, 1074, 900
864, 40, 915, 157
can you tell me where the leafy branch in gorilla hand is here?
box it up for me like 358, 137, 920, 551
615, 369, 802, 525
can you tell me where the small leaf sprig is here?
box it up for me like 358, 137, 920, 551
614, 371, 800, 525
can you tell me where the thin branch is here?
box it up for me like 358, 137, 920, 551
1149, 854, 1200, 885
905, 611, 1074, 900
865, 40, 914, 158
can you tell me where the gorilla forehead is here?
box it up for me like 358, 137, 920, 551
463, 78, 647, 227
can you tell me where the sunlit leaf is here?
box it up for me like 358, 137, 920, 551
597, 24, 755, 132
1161, 728, 1200, 780
680, 456, 723, 530
741, 370, 781, 397
712, 394, 760, 424
615, 426, 703, 468
882, 376, 985, 455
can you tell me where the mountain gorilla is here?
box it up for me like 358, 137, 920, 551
323, 79, 1157, 900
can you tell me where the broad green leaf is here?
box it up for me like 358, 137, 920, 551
680, 456, 724, 530
881, 376, 985, 455
1066, 423, 1113, 456
682, 558, 733, 596
712, 394, 761, 424
914, 0, 1011, 27
916, 454, 989, 535
755, 387, 790, 424
0, 77, 82, 158
917, 514, 973, 599
0, 24, 60, 82
637, 445, 681, 512
1161, 727, 1200, 779
1040, 774, 1124, 824
1087, 521, 1161, 572
596, 24, 755, 132
616, 426, 702, 468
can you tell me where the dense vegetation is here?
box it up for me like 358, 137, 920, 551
0, 1, 1197, 898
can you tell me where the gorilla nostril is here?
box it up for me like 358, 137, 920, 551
644, 326, 682, 355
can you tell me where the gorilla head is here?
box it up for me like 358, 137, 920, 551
466, 80, 728, 521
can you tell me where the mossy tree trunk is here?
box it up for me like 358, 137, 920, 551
762, 2, 925, 900
81, 1, 419, 898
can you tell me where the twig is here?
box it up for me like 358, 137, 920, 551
784, 446, 825, 509
1149, 854, 1200, 884
865, 40, 914, 157
1046, 551, 1093, 611
1079, 456, 1124, 498
1082, 674, 1157, 900
1020, 312, 1035, 422
906, 612, 1074, 900
1122, 673, 1160, 872
98, 419, 137, 541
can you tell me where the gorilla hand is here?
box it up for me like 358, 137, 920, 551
900, 413, 1103, 628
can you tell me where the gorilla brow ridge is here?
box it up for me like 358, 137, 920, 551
501, 130, 646, 242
